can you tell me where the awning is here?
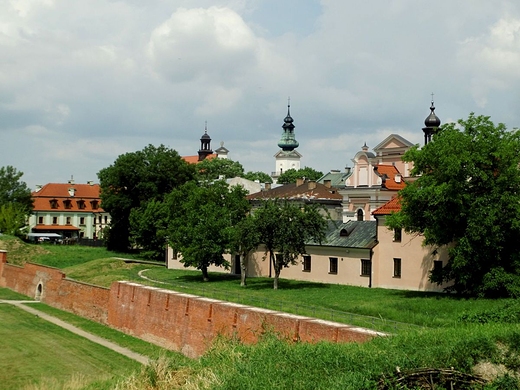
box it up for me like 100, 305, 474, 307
27, 233, 63, 238
32, 225, 80, 231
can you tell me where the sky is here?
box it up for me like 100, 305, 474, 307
2, 0, 520, 189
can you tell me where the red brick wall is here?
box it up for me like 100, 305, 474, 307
1, 253, 381, 358
108, 281, 382, 358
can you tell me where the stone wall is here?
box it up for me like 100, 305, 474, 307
0, 252, 382, 358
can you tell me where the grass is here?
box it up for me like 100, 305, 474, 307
3, 236, 520, 388
0, 286, 30, 300
0, 303, 141, 389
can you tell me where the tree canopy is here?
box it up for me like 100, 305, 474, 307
387, 113, 520, 297
0, 166, 33, 212
166, 180, 250, 281
277, 167, 324, 184
98, 144, 195, 254
243, 171, 273, 184
196, 158, 245, 182
0, 166, 32, 237
254, 199, 327, 289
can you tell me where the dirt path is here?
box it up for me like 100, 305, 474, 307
0, 299, 150, 365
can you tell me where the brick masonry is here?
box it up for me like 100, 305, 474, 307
0, 251, 383, 358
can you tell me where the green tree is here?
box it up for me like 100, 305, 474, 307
166, 181, 250, 281
196, 158, 245, 182
387, 113, 520, 297
229, 214, 260, 287
98, 144, 195, 253
243, 171, 273, 184
0, 166, 33, 212
255, 199, 327, 289
129, 199, 169, 260
0, 203, 28, 236
277, 167, 324, 184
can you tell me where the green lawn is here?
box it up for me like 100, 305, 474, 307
0, 303, 140, 389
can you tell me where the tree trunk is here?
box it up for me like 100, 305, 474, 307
201, 265, 209, 282
240, 253, 247, 287
273, 253, 280, 290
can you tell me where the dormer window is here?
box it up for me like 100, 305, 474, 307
50, 199, 58, 209
77, 200, 86, 210
63, 199, 72, 209
91, 200, 99, 210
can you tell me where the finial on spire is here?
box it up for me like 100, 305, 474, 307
204, 120, 207, 133
431, 92, 434, 104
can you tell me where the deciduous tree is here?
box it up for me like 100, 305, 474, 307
166, 180, 250, 281
98, 145, 195, 253
0, 166, 33, 212
255, 199, 327, 289
243, 171, 273, 184
196, 158, 245, 182
277, 167, 323, 184
387, 114, 520, 297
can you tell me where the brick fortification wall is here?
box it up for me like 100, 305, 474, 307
0, 251, 382, 358
0, 251, 110, 324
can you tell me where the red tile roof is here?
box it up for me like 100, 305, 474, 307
33, 224, 80, 231
182, 154, 217, 164
372, 196, 401, 215
32, 183, 105, 213
373, 164, 406, 190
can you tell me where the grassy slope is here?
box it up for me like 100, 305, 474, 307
0, 304, 141, 389
2, 236, 520, 388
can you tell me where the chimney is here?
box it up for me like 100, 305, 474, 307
68, 188, 76, 197
87, 180, 94, 186
296, 178, 304, 186
307, 181, 317, 190
35, 185, 42, 192
324, 179, 332, 188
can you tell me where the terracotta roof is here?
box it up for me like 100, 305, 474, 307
372, 196, 401, 215
32, 183, 105, 213
33, 224, 80, 231
373, 165, 406, 190
182, 154, 217, 164
248, 181, 343, 203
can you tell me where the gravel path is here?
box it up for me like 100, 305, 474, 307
0, 299, 150, 365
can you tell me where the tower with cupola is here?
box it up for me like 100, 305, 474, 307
272, 100, 302, 182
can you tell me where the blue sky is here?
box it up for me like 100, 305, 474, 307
2, 0, 520, 188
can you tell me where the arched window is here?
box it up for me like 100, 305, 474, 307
357, 209, 364, 221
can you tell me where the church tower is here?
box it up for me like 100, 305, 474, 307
422, 95, 441, 145
272, 100, 302, 182
198, 122, 213, 161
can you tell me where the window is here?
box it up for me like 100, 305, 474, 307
98, 216, 102, 224
329, 257, 338, 274
63, 199, 72, 209
77, 200, 86, 210
38, 216, 43, 224
393, 258, 401, 278
104, 216, 108, 224
393, 228, 402, 242
433, 260, 443, 272
357, 209, 364, 221
361, 259, 371, 276
303, 255, 311, 272
66, 217, 71, 225
50, 199, 58, 209
52, 217, 58, 224
91, 200, 99, 210
80, 217, 85, 225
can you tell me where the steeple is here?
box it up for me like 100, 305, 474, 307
198, 121, 213, 161
277, 98, 299, 151
422, 94, 441, 145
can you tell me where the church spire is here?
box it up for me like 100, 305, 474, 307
198, 121, 213, 161
277, 98, 299, 151
422, 93, 441, 145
